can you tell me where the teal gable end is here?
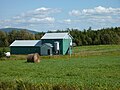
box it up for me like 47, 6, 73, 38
63, 39, 71, 55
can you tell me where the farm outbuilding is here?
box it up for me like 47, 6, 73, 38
10, 40, 41, 54
40, 43, 53, 56
10, 32, 73, 55
41, 33, 73, 55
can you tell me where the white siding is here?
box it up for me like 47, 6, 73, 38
40, 43, 53, 56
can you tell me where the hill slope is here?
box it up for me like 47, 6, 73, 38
0, 28, 39, 34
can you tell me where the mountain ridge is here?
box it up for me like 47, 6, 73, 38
0, 28, 39, 34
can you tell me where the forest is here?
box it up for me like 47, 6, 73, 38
0, 27, 120, 47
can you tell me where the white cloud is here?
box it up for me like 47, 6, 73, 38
64, 19, 71, 23
24, 7, 61, 18
69, 10, 81, 16
44, 17, 55, 23
12, 7, 60, 24
69, 6, 120, 28
82, 6, 120, 15
94, 6, 108, 13
28, 18, 41, 23
0, 6, 120, 31
35, 7, 61, 13
4, 26, 12, 28
70, 6, 120, 16
0, 7, 60, 29
28, 17, 55, 24
13, 16, 21, 19
35, 7, 50, 11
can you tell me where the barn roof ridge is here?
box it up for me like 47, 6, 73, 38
10, 40, 41, 46
41, 32, 72, 39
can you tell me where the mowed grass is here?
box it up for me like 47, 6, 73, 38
0, 45, 120, 90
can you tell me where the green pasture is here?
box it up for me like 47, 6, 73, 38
0, 45, 120, 90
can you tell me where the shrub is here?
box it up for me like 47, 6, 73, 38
0, 48, 6, 58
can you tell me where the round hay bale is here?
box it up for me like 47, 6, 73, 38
27, 54, 34, 62
34, 53, 40, 63
27, 53, 40, 63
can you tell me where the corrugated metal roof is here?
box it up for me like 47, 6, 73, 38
10, 40, 41, 46
41, 33, 72, 39
44, 43, 53, 47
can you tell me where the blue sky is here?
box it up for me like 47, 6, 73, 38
0, 0, 120, 32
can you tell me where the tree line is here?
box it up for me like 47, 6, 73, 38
0, 30, 44, 47
0, 27, 120, 47
69, 27, 120, 46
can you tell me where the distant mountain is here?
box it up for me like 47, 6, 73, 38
0, 28, 39, 34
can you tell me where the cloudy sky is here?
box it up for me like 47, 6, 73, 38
0, 0, 120, 32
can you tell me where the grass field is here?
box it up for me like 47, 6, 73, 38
0, 45, 120, 90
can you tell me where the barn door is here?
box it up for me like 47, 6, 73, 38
47, 49, 50, 55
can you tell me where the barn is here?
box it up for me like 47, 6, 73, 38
10, 32, 73, 55
10, 40, 41, 54
41, 33, 73, 55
